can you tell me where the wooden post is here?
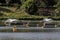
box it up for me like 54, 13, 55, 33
37, 24, 39, 27
23, 23, 25, 27
26, 22, 29, 27
55, 24, 57, 28
43, 22, 45, 28
54, 22, 57, 28
13, 26, 17, 32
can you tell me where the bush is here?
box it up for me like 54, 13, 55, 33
0, 12, 4, 16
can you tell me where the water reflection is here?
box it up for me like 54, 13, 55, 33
0, 32, 60, 40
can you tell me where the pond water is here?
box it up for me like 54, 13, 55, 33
0, 32, 60, 40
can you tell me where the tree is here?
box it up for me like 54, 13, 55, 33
25, 0, 57, 16
25, 0, 38, 15
8, 0, 21, 6
0, 0, 6, 3
43, 0, 57, 7
0, 0, 6, 5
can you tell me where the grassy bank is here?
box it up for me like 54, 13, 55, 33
0, 6, 60, 19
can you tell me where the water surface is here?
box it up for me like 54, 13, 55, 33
0, 32, 60, 40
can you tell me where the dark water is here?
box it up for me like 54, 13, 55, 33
0, 32, 60, 40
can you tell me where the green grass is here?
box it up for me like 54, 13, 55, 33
0, 6, 60, 19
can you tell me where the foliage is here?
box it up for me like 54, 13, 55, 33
0, 0, 60, 18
